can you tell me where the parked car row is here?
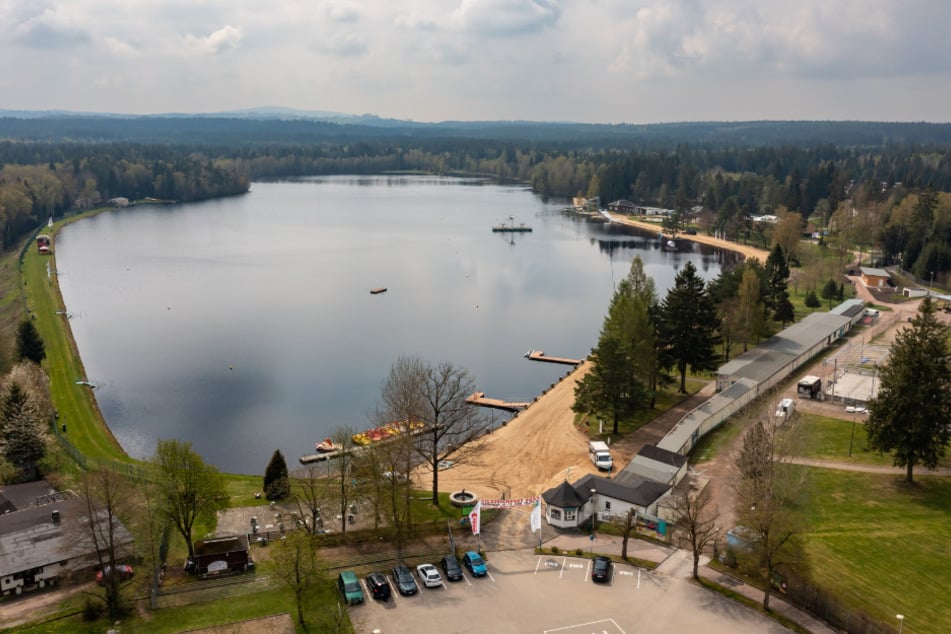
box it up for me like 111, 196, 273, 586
336, 552, 487, 605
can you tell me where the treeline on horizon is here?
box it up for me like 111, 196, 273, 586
0, 115, 950, 280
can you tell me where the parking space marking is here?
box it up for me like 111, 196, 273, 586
461, 572, 472, 586
535, 557, 563, 574
543, 618, 627, 634
558, 556, 568, 578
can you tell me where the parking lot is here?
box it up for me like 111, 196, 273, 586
348, 550, 791, 634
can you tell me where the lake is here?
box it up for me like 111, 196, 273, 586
55, 176, 736, 474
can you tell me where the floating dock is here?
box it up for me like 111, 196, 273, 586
524, 350, 582, 366
465, 392, 530, 412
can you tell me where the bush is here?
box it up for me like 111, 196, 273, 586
575, 548, 584, 557
82, 598, 104, 621
551, 545, 560, 554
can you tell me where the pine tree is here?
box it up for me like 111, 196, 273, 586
16, 320, 45, 364
659, 262, 722, 393
264, 449, 290, 500
866, 298, 951, 483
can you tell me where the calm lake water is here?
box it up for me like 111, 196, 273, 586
55, 176, 736, 474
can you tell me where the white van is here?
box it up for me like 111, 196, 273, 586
775, 398, 795, 420
588, 440, 612, 471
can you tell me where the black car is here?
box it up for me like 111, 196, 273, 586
392, 564, 419, 596
440, 554, 464, 581
591, 556, 613, 583
365, 572, 392, 601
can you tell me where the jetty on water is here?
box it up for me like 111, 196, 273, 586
524, 350, 582, 366
465, 392, 530, 412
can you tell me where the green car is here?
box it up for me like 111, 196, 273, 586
337, 570, 364, 605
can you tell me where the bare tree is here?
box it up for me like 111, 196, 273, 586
733, 415, 809, 610
381, 356, 490, 506
329, 426, 356, 535
80, 468, 137, 620
618, 508, 636, 560
668, 482, 720, 580
293, 463, 331, 535
268, 530, 320, 630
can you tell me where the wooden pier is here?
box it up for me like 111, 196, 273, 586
524, 350, 582, 366
299, 449, 340, 465
465, 392, 530, 412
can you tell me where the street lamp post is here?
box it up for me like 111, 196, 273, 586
896, 614, 904, 633
848, 413, 856, 457
930, 271, 935, 296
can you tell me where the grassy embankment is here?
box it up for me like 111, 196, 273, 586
21, 212, 131, 465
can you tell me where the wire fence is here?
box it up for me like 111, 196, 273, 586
49, 416, 146, 480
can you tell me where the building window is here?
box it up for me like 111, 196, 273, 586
604, 501, 611, 511
564, 508, 577, 521
549, 508, 562, 521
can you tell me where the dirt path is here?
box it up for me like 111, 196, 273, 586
787, 457, 951, 476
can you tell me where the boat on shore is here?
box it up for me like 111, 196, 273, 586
314, 438, 335, 453
351, 420, 424, 446
492, 216, 532, 233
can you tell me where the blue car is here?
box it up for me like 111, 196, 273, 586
462, 551, 487, 577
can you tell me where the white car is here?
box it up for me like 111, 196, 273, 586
416, 563, 443, 588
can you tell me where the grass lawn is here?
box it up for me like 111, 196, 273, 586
21, 212, 132, 464
802, 469, 951, 633
9, 582, 351, 633
789, 414, 951, 469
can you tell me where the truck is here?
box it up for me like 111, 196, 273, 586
588, 440, 612, 471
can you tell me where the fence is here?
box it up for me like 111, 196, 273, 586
49, 417, 146, 480
785, 578, 902, 634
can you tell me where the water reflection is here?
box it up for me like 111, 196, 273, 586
55, 176, 736, 473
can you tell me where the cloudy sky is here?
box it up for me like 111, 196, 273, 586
4, 0, 950, 123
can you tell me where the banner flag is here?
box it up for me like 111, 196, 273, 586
469, 500, 481, 535
530, 498, 542, 533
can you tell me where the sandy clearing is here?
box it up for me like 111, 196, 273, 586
603, 213, 771, 263
414, 362, 602, 500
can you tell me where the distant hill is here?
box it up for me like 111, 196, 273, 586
1, 109, 950, 148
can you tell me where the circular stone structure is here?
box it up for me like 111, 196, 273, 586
448, 490, 479, 508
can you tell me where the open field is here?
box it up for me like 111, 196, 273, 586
790, 414, 951, 469
802, 469, 951, 633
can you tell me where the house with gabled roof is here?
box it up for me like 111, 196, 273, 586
0, 480, 134, 596
541, 473, 671, 530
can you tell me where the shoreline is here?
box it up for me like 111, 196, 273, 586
602, 211, 770, 263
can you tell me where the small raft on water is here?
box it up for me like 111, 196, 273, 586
370, 287, 387, 295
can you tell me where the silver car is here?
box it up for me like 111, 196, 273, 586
416, 563, 443, 588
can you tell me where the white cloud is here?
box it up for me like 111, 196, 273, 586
1, 0, 950, 122
9, 3, 90, 49
450, 0, 561, 37
178, 25, 243, 56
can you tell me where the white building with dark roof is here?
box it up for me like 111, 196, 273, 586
0, 481, 134, 596
541, 473, 671, 530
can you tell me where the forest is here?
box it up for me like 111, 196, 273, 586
1, 114, 950, 283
